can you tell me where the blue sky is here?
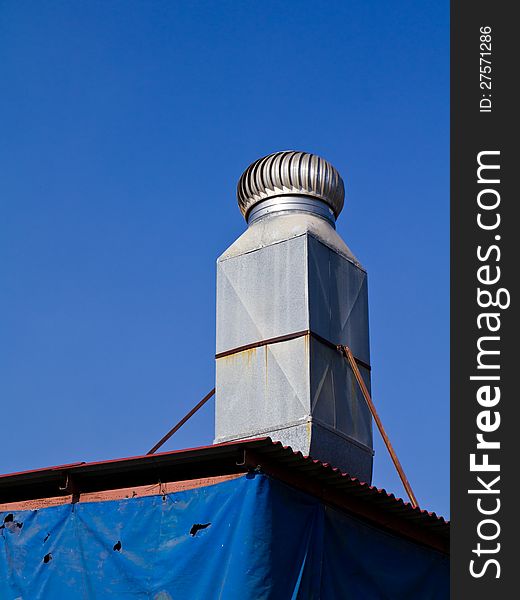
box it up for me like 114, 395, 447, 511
0, 1, 449, 516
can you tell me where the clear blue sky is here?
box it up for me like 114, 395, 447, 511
0, 2, 449, 517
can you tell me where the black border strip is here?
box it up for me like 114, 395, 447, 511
451, 1, 516, 595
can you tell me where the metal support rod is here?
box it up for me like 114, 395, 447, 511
146, 388, 216, 455
215, 329, 371, 371
339, 345, 419, 509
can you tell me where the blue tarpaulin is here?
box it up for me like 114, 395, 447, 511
1, 474, 448, 599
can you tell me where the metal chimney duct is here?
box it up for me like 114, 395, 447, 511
214, 151, 374, 482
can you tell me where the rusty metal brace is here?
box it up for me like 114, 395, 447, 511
147, 388, 216, 455
147, 347, 418, 509
338, 344, 419, 509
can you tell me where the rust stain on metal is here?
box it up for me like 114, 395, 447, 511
216, 329, 371, 371
264, 346, 268, 386
215, 330, 309, 359
217, 346, 257, 365
246, 347, 256, 366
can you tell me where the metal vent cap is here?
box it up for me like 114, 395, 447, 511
237, 151, 345, 220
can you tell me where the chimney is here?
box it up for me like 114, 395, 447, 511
214, 151, 374, 482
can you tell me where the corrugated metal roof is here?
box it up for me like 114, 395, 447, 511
247, 438, 448, 523
0, 437, 448, 553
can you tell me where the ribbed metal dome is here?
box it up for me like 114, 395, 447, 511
237, 151, 345, 220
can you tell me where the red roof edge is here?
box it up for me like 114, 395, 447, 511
0, 437, 449, 553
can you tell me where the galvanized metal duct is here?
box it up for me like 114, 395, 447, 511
215, 151, 374, 482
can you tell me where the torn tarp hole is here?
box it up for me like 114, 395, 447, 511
1, 514, 23, 532
190, 523, 211, 536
